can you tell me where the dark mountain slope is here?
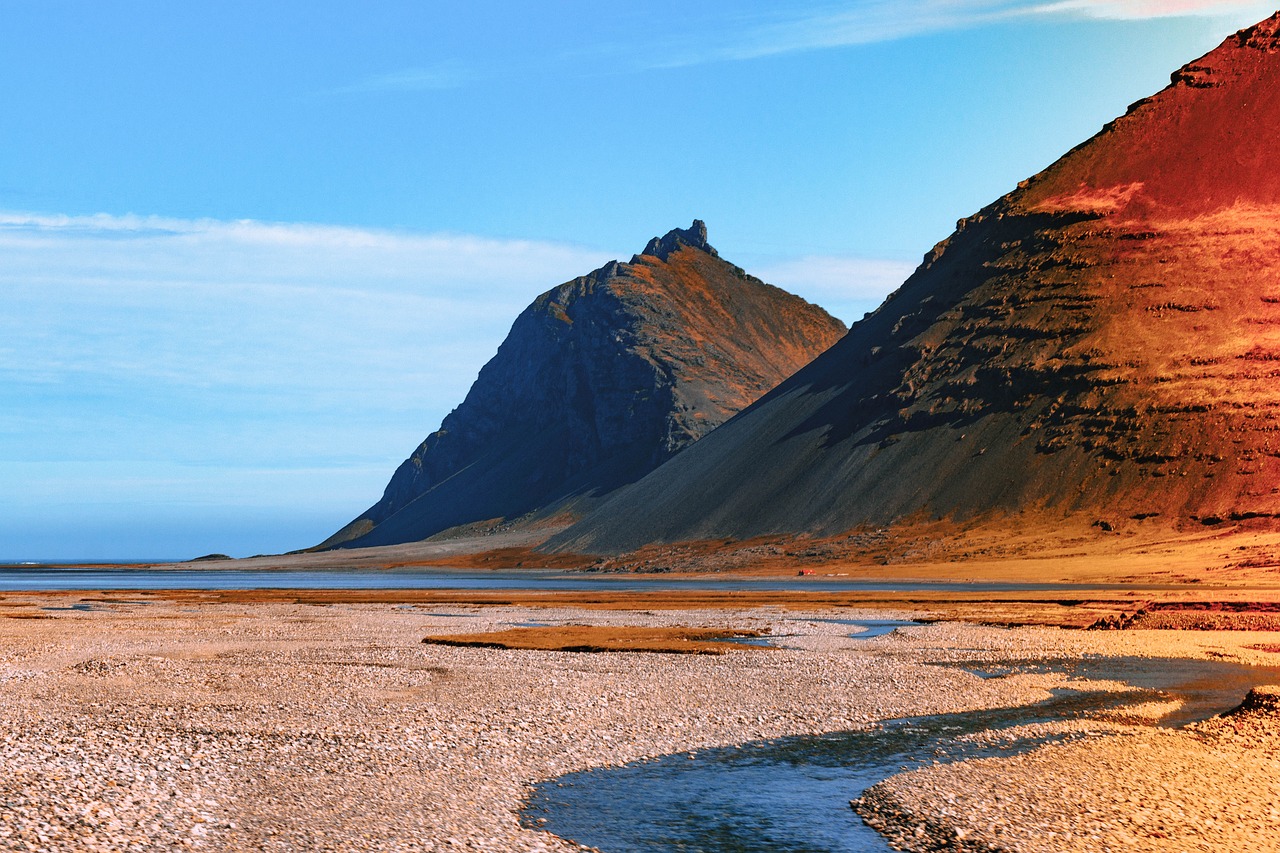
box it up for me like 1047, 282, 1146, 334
554, 14, 1280, 554
323, 222, 846, 549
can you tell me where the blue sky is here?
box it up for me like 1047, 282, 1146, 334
1, 1, 1273, 560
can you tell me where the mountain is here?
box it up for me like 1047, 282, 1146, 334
322, 221, 847, 549
554, 14, 1280, 554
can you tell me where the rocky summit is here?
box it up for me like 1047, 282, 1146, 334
555, 14, 1280, 553
321, 221, 846, 549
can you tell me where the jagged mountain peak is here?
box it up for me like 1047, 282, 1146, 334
320, 222, 845, 550
636, 219, 718, 262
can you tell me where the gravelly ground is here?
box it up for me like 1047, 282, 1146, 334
856, 692, 1280, 853
0, 596, 1276, 851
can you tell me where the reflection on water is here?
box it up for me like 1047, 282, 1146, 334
707, 635, 778, 648
709, 620, 923, 649
796, 618, 922, 640
523, 657, 1280, 853
39, 602, 101, 612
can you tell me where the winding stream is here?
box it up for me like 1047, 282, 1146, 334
523, 656, 1280, 852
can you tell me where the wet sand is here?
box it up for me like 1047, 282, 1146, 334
1, 595, 1279, 850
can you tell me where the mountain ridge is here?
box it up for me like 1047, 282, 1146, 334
552, 12, 1280, 554
322, 221, 847, 550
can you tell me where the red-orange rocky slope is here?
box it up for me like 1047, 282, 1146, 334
556, 14, 1280, 554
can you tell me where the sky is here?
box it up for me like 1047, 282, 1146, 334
2, 0, 1275, 561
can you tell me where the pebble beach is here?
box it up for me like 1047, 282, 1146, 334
1, 595, 1277, 851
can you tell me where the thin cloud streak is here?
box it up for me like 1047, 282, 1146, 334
755, 254, 917, 324
0, 211, 607, 295
0, 212, 613, 421
1029, 0, 1265, 19
640, 0, 1268, 69
0, 211, 615, 510
318, 2, 1268, 92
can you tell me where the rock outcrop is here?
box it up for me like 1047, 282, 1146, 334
322, 221, 846, 549
555, 13, 1280, 554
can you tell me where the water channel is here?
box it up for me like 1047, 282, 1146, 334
6, 566, 1275, 850
523, 656, 1280, 852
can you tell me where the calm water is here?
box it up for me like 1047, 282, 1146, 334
803, 618, 923, 640
0, 566, 1202, 593
710, 620, 923, 648
523, 657, 1280, 852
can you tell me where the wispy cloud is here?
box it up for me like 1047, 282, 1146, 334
754, 254, 917, 323
0, 211, 614, 403
641, 0, 1268, 68
0, 211, 615, 555
321, 2, 1266, 92
1028, 0, 1266, 19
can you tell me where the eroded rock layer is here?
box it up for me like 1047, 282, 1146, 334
556, 13, 1280, 553
323, 221, 846, 549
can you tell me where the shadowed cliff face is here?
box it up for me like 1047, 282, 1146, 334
322, 221, 847, 549
555, 13, 1280, 554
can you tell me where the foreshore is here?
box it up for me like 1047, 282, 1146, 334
1, 593, 1277, 851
